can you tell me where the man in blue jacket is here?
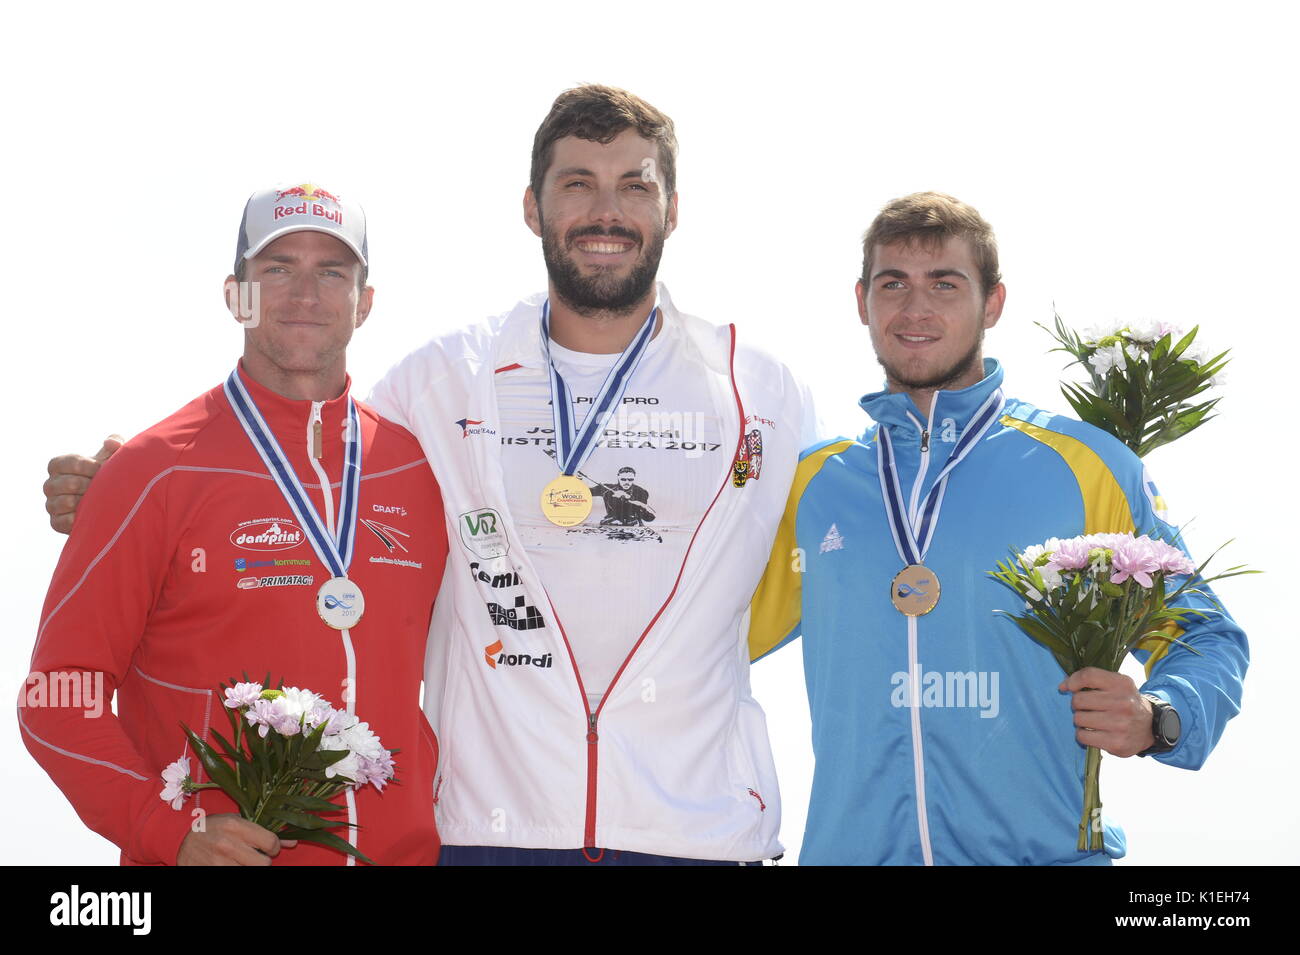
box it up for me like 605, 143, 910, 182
748, 191, 1248, 865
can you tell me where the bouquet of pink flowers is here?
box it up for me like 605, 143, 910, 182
990, 533, 1249, 851
158, 679, 395, 865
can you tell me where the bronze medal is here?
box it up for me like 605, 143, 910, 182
891, 564, 940, 616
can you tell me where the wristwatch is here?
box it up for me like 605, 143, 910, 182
1137, 694, 1181, 757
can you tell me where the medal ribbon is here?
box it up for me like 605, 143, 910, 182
876, 389, 1005, 565
540, 299, 658, 477
224, 370, 363, 579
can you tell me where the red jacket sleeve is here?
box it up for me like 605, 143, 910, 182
19, 440, 196, 864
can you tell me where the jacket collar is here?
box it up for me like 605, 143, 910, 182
232, 360, 354, 446
859, 358, 1004, 434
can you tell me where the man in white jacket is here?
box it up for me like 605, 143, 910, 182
45, 86, 815, 865
367, 85, 814, 865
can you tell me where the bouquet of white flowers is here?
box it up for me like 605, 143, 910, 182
1042, 314, 1229, 457
159, 678, 395, 864
990, 533, 1249, 851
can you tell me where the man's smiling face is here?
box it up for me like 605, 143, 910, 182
526, 128, 677, 316
856, 235, 1005, 400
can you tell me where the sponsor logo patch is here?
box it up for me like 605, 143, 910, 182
230, 519, 305, 552
235, 558, 311, 572
360, 518, 410, 554
455, 417, 497, 438
487, 594, 545, 631
732, 428, 765, 487
235, 574, 315, 590
459, 508, 508, 559
820, 524, 845, 554
483, 638, 553, 670
272, 184, 344, 226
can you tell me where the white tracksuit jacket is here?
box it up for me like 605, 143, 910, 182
367, 284, 813, 860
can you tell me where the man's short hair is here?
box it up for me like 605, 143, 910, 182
861, 192, 1001, 296
618, 467, 636, 477
530, 85, 678, 204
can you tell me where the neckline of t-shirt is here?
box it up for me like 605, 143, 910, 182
545, 313, 673, 369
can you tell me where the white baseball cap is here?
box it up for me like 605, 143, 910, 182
234, 183, 368, 274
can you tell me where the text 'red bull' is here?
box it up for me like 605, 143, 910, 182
273, 202, 344, 225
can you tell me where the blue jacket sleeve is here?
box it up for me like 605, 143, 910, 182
1128, 465, 1249, 770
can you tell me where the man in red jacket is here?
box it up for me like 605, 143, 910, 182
20, 183, 448, 865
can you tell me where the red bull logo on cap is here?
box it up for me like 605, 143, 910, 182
273, 183, 344, 225
276, 183, 341, 204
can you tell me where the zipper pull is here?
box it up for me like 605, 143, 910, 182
313, 417, 323, 459
920, 428, 930, 452
586, 713, 599, 743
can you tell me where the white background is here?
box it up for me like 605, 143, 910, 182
2, 0, 1293, 865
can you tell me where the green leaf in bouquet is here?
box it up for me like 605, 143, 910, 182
1134, 626, 1203, 658
301, 747, 352, 770
1161, 402, 1218, 442
1084, 597, 1112, 625
299, 717, 330, 758
1037, 314, 1089, 364
1097, 579, 1126, 599
268, 729, 288, 777
245, 727, 273, 787
206, 725, 258, 790
181, 725, 255, 816
994, 611, 1075, 672
279, 793, 347, 813
265, 806, 348, 831
1063, 385, 1133, 435
220, 691, 242, 736
275, 827, 376, 866
1168, 325, 1199, 361
206, 725, 245, 764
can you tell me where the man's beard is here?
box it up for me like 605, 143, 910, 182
879, 329, 986, 393
541, 218, 665, 316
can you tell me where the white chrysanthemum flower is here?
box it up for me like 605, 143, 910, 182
1038, 565, 1064, 593
1019, 544, 1048, 568
1124, 319, 1161, 344
278, 686, 323, 723
341, 721, 386, 760
1087, 342, 1127, 376
326, 751, 360, 783
1081, 318, 1126, 344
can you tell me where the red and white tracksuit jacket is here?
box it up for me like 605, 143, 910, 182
20, 365, 447, 865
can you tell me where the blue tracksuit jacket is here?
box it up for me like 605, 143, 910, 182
748, 360, 1249, 865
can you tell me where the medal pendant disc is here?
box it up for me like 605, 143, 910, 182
317, 576, 365, 630
891, 564, 940, 617
541, 475, 592, 527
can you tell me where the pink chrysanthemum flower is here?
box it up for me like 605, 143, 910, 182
1110, 536, 1162, 588
160, 756, 191, 810
223, 682, 263, 710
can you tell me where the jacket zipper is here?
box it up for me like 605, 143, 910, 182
903, 401, 937, 865
907, 615, 934, 865
548, 325, 746, 856
305, 399, 357, 865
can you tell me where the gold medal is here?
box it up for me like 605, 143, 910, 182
540, 475, 592, 526
891, 564, 940, 616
